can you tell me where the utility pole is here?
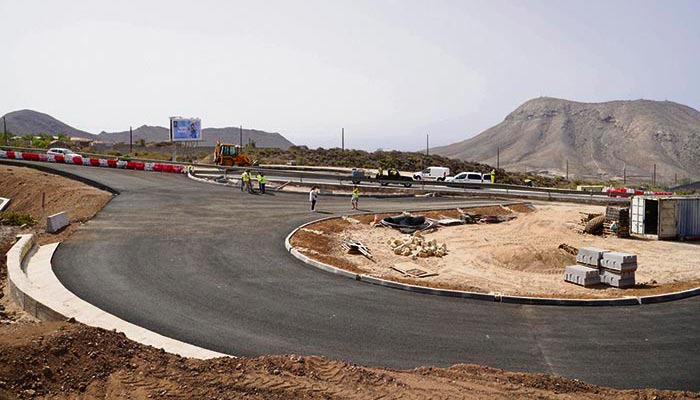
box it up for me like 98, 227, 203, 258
342, 128, 344, 151
653, 163, 656, 186
239, 125, 243, 148
566, 159, 569, 180
426, 133, 429, 156
623, 167, 626, 185
129, 126, 133, 154
496, 147, 500, 169
675, 173, 677, 185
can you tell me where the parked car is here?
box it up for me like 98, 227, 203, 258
413, 166, 450, 181
376, 168, 413, 187
47, 148, 78, 157
446, 171, 488, 184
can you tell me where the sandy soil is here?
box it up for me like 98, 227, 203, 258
1, 322, 697, 400
294, 203, 700, 298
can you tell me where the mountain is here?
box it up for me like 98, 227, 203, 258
1, 109, 95, 139
432, 97, 700, 182
1, 109, 295, 149
100, 126, 295, 149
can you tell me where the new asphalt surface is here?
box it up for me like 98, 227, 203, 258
5, 160, 699, 391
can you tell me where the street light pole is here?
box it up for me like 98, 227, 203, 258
426, 133, 429, 156
342, 128, 344, 151
129, 126, 133, 154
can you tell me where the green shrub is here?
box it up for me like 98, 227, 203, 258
0, 212, 36, 226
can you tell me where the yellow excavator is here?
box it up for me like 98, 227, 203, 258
213, 139, 254, 167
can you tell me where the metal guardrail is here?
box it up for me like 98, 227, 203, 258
2, 145, 619, 201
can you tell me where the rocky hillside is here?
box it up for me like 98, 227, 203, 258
1, 109, 94, 139
432, 98, 700, 182
101, 126, 294, 149
1, 109, 294, 149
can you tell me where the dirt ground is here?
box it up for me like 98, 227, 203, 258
1, 322, 697, 400
293, 203, 700, 298
0, 166, 113, 245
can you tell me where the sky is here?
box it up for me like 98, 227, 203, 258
1, 0, 699, 150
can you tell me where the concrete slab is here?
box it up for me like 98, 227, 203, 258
599, 269, 635, 288
601, 252, 637, 271
564, 265, 600, 287
576, 247, 610, 267
46, 211, 69, 233
600, 259, 638, 272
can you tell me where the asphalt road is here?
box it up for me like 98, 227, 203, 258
6, 160, 698, 391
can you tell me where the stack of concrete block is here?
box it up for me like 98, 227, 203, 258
564, 247, 637, 288
599, 252, 637, 288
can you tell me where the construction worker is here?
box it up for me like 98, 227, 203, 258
309, 186, 318, 212
244, 169, 254, 193
258, 172, 267, 194
240, 170, 248, 191
490, 169, 496, 184
351, 185, 359, 210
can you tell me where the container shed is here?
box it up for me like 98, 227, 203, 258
630, 195, 700, 240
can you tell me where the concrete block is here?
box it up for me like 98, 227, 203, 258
599, 269, 635, 288
600, 259, 637, 272
46, 211, 69, 233
564, 265, 600, 287
576, 247, 610, 267
601, 251, 637, 265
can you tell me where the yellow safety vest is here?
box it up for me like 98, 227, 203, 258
242, 172, 249, 182
260, 176, 267, 184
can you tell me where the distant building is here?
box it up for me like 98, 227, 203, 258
70, 137, 93, 147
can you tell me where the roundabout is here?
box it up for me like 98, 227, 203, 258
4, 160, 700, 391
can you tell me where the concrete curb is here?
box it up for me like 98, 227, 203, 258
285, 216, 700, 307
6, 234, 231, 359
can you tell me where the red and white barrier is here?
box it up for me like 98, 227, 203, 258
0, 150, 185, 174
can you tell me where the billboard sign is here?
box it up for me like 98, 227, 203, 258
170, 117, 202, 141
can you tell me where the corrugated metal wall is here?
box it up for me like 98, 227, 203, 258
676, 198, 700, 238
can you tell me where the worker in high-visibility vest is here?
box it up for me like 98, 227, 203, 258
351, 185, 360, 210
258, 172, 267, 194
244, 169, 254, 193
490, 169, 496, 184
240, 170, 248, 192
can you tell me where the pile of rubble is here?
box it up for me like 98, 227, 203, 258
387, 233, 448, 258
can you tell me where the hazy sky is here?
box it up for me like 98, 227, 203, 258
2, 0, 699, 150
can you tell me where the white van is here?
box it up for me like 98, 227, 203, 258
446, 171, 487, 184
413, 166, 450, 181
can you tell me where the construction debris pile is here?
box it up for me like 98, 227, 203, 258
564, 247, 637, 288
387, 233, 448, 258
603, 205, 630, 238
459, 212, 516, 224
381, 213, 435, 233
341, 240, 373, 260
576, 213, 605, 234
575, 206, 630, 238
